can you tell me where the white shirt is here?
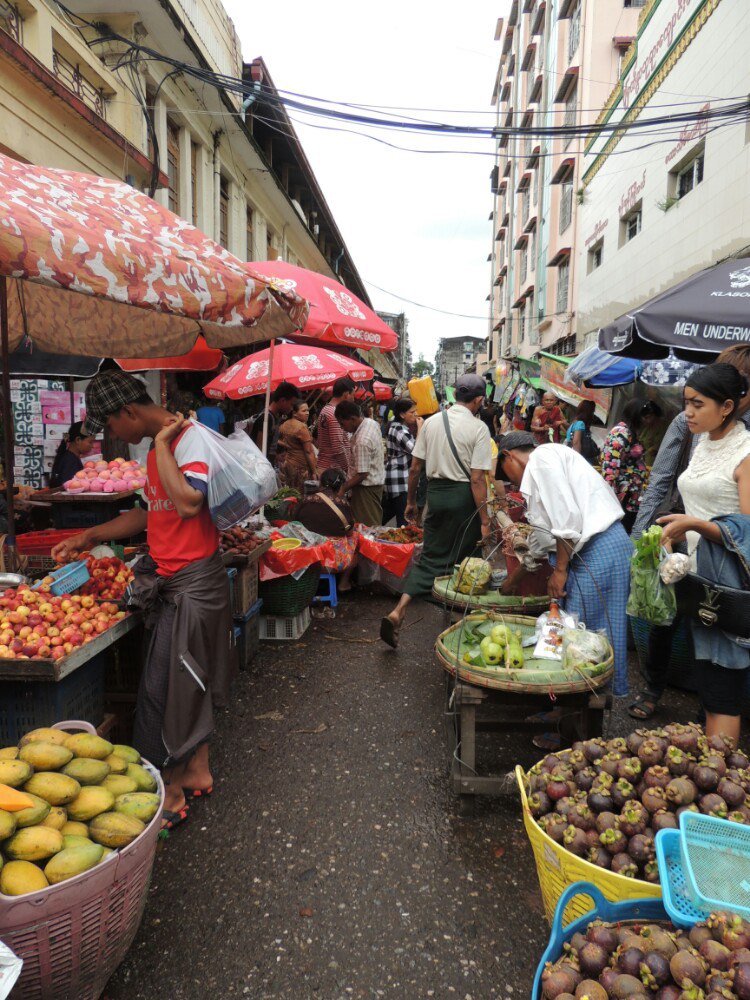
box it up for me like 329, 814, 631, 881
520, 444, 624, 554
412, 404, 493, 482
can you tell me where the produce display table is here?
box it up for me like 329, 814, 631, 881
41, 488, 139, 530
447, 679, 610, 816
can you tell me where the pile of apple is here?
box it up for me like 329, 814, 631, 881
63, 458, 147, 494
80, 556, 133, 602
0, 587, 125, 661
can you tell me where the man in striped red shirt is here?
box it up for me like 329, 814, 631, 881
316, 377, 355, 473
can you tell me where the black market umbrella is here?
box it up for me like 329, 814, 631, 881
0, 342, 104, 378
598, 257, 750, 361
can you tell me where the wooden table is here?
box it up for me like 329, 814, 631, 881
0, 613, 142, 682
446, 677, 610, 816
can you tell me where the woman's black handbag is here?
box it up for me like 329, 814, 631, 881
676, 574, 750, 641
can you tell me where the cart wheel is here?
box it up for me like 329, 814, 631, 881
458, 794, 475, 817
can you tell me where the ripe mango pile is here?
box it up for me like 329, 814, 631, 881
0, 728, 161, 897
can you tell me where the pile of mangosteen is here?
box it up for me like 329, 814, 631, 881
526, 723, 749, 882
541, 911, 750, 999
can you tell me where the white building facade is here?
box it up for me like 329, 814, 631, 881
577, 0, 749, 343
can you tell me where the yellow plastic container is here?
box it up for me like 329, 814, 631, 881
515, 766, 662, 927
407, 375, 439, 416
271, 538, 302, 551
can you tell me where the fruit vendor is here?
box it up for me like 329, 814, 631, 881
51, 371, 233, 833
380, 375, 493, 648
496, 431, 632, 697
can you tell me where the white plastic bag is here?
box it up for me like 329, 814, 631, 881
0, 942, 22, 999
190, 422, 278, 530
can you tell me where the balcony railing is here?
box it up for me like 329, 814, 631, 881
0, 2, 22, 43
53, 48, 107, 119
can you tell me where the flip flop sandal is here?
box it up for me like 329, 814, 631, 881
160, 804, 189, 835
627, 694, 660, 720
532, 732, 561, 752
182, 785, 214, 799
380, 616, 400, 649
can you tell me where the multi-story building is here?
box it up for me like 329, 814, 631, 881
488, 0, 644, 361
435, 336, 487, 393
0, 0, 364, 300
376, 311, 410, 382
577, 0, 747, 345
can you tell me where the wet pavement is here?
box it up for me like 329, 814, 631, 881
105, 591, 700, 1000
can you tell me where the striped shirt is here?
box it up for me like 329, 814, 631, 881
348, 417, 385, 487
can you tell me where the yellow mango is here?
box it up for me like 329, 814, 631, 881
13, 793, 50, 828
61, 820, 89, 838
63, 733, 113, 761
112, 744, 140, 764
66, 786, 115, 822
0, 859, 49, 895
114, 792, 161, 825
40, 806, 67, 831
0, 746, 19, 759
0, 808, 17, 840
19, 728, 68, 747
62, 834, 94, 849
19, 742, 73, 771
0, 759, 32, 788
24, 772, 81, 807
125, 763, 157, 793
101, 774, 138, 796
104, 754, 128, 775
4, 825, 63, 861
62, 758, 111, 786
89, 811, 145, 848
44, 843, 104, 885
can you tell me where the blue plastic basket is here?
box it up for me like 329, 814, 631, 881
531, 881, 668, 1000
680, 812, 750, 920
654, 828, 708, 927
32, 559, 90, 595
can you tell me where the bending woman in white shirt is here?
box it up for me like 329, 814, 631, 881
658, 364, 750, 744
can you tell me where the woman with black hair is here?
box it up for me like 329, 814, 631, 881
658, 363, 750, 743
49, 421, 96, 487
295, 468, 358, 593
383, 397, 420, 526
564, 399, 599, 463
601, 398, 661, 533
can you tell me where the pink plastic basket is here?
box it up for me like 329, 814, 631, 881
0, 720, 163, 1000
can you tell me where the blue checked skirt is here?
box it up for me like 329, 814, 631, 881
554, 521, 633, 697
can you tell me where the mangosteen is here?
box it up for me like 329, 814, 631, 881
723, 917, 750, 953
729, 810, 747, 824
612, 779, 637, 810
629, 832, 655, 865
611, 852, 638, 877
541, 964, 579, 999
708, 733, 736, 755
700, 793, 729, 818
667, 746, 692, 776
619, 800, 648, 837
640, 925, 678, 958
709, 912, 734, 942
676, 803, 700, 819
578, 942, 609, 979
643, 859, 660, 883
587, 790, 614, 814
670, 948, 708, 988
617, 946, 647, 976
618, 757, 643, 783
575, 981, 607, 1000
582, 738, 606, 763
705, 753, 728, 779
728, 751, 750, 771
608, 737, 628, 754
653, 810, 679, 833
667, 777, 698, 807
706, 969, 735, 993
548, 777, 574, 802
669, 724, 701, 755
575, 767, 597, 792
599, 967, 619, 995
639, 739, 666, 767
609, 972, 648, 997
655, 988, 682, 1000
689, 926, 714, 950
530, 791, 553, 818
645, 765, 673, 789
641, 952, 672, 989
705, 990, 739, 1000
556, 795, 578, 816
593, 771, 614, 789
540, 814, 568, 843
568, 749, 587, 772
568, 802, 596, 831
627, 730, 649, 755
600, 752, 625, 778
587, 921, 618, 953
541, 753, 561, 772
701, 939, 732, 971
694, 765, 721, 793
569, 932, 587, 953
718, 778, 746, 809
596, 811, 619, 835
729, 948, 750, 971
587, 846, 612, 869
735, 963, 750, 1000
642, 785, 668, 814
563, 825, 589, 857
599, 827, 628, 855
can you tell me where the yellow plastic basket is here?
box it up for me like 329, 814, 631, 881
515, 765, 662, 927
271, 538, 302, 551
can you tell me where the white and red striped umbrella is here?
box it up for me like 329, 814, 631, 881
204, 343, 373, 399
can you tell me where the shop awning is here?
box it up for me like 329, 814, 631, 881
518, 356, 541, 389
539, 351, 611, 420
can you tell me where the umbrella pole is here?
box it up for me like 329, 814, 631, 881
0, 276, 17, 566
261, 338, 275, 457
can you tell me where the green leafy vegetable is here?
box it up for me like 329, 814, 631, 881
626, 524, 676, 626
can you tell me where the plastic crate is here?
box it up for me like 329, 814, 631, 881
0, 720, 163, 1000
258, 563, 321, 615
32, 558, 89, 595
655, 828, 707, 927
532, 882, 669, 999
226, 566, 237, 615
259, 607, 311, 641
234, 599, 263, 669
0, 654, 105, 744
680, 812, 750, 919
231, 563, 259, 616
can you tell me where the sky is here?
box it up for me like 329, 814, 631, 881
221, 1, 505, 367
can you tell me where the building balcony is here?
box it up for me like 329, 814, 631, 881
531, 1, 546, 36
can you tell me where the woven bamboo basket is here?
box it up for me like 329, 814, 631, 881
432, 576, 550, 614
435, 612, 614, 695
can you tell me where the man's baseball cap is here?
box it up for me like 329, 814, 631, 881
82, 371, 148, 436
454, 374, 487, 402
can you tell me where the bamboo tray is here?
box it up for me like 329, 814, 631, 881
435, 612, 613, 694
432, 576, 550, 613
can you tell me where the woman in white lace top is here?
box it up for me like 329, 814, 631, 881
658, 364, 750, 743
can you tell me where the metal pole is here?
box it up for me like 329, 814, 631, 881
260, 338, 275, 457
0, 276, 17, 563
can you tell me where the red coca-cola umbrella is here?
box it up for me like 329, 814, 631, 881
203, 343, 373, 399
373, 380, 394, 401
248, 261, 398, 352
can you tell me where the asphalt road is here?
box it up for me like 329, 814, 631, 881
104, 591, 699, 1000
